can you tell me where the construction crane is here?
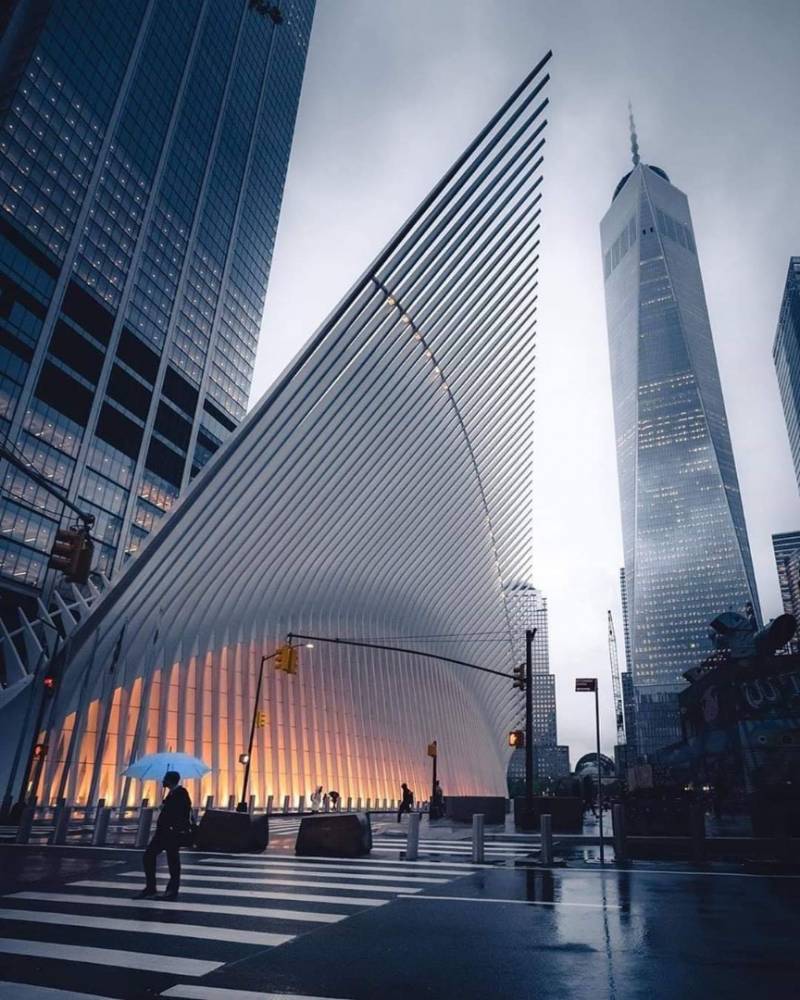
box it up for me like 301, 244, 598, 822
607, 610, 626, 745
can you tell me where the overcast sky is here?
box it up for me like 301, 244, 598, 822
252, 0, 800, 762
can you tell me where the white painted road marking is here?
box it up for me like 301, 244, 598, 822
197, 853, 481, 872
122, 870, 424, 894
194, 860, 450, 883
75, 879, 388, 907
10, 891, 347, 924
0, 907, 294, 947
401, 894, 622, 909
0, 983, 119, 1000
162, 985, 352, 1000
0, 938, 222, 976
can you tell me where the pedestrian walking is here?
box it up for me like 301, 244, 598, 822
328, 789, 340, 810
397, 782, 414, 822
431, 779, 444, 820
310, 785, 323, 811
135, 770, 192, 900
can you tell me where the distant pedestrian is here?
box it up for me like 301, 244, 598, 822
431, 779, 444, 820
397, 782, 414, 822
135, 770, 192, 900
310, 785, 323, 811
328, 789, 340, 810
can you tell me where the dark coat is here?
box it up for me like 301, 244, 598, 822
156, 785, 192, 837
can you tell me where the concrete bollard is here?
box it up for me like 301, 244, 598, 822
346, 797, 352, 812
135, 807, 154, 848
91, 806, 111, 846
382, 798, 388, 810
472, 813, 485, 864
540, 813, 553, 866
365, 797, 371, 810
205, 795, 214, 811
248, 794, 256, 815
298, 795, 305, 814
282, 795, 290, 814
50, 804, 72, 845
406, 811, 421, 861
355, 797, 362, 810
690, 801, 706, 864
612, 804, 626, 863
266, 795, 273, 815
227, 795, 236, 810
15, 803, 36, 844
323, 795, 330, 813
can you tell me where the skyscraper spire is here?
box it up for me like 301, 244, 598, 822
628, 100, 640, 166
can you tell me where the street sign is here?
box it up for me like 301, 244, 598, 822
576, 678, 597, 692
427, 741, 437, 758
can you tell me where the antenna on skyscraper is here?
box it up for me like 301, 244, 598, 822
628, 101, 640, 167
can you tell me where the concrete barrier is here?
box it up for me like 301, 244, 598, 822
447, 796, 506, 825
472, 813, 485, 863
296, 813, 372, 858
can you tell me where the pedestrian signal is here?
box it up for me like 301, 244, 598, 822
508, 730, 525, 748
238, 752, 250, 765
48, 526, 93, 584
274, 644, 298, 674
512, 663, 526, 690
256, 710, 267, 728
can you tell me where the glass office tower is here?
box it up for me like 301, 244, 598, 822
0, 0, 314, 610
600, 132, 760, 755
773, 257, 800, 491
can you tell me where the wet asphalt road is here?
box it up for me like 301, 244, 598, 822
0, 841, 798, 999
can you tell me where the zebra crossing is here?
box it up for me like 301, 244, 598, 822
0, 849, 485, 999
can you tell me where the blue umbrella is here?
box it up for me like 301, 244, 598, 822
122, 751, 211, 781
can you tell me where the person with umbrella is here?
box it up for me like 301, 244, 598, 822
135, 770, 192, 900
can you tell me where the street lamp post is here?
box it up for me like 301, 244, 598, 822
237, 641, 312, 812
576, 676, 604, 864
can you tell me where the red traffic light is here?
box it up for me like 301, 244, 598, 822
32, 743, 47, 759
43, 676, 55, 691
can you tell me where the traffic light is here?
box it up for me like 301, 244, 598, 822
512, 663, 526, 690
274, 644, 298, 674
508, 730, 525, 748
48, 526, 93, 584
255, 710, 267, 728
32, 743, 48, 759
43, 675, 56, 696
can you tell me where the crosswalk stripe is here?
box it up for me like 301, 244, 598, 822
0, 908, 293, 947
75, 880, 388, 907
139, 871, 423, 894
195, 855, 476, 874
192, 861, 449, 883
162, 985, 351, 999
0, 938, 222, 976
10, 892, 347, 924
0, 983, 118, 1000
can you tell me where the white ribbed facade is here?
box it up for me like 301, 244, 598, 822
2, 53, 551, 809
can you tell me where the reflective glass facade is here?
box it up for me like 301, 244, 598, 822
601, 163, 760, 756
505, 583, 559, 746
773, 257, 800, 492
0, 0, 314, 607
772, 530, 800, 654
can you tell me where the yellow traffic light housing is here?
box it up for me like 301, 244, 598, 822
255, 710, 267, 728
274, 644, 298, 674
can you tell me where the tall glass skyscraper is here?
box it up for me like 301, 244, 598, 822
774, 257, 800, 491
600, 118, 760, 755
0, 0, 314, 611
